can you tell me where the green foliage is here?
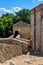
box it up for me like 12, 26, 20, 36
0, 9, 30, 38
0, 13, 14, 37
15, 9, 30, 23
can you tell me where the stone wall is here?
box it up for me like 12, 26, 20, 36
0, 38, 22, 63
0, 38, 30, 62
36, 11, 41, 52
0, 43, 22, 63
31, 4, 43, 55
31, 13, 34, 50
31, 9, 41, 52
13, 25, 30, 40
41, 10, 43, 53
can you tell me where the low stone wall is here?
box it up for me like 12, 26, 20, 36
0, 38, 22, 62
0, 38, 31, 62
0, 43, 22, 63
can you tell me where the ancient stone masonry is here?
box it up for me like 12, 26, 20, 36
31, 4, 43, 54
13, 21, 30, 39
0, 38, 30, 62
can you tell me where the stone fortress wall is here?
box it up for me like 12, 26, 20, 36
0, 38, 30, 62
31, 4, 43, 54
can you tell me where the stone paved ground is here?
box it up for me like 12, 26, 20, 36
0, 54, 43, 65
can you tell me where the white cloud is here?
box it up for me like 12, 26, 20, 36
32, 0, 43, 2
37, 0, 43, 1
12, 7, 22, 12
0, 8, 12, 13
0, 7, 22, 14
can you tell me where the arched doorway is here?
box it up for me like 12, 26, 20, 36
14, 31, 19, 38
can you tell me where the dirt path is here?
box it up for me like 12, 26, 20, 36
0, 54, 43, 65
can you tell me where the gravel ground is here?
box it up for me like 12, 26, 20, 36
0, 54, 43, 65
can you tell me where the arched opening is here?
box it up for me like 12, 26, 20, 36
14, 31, 19, 38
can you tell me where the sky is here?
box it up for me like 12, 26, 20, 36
0, 0, 43, 15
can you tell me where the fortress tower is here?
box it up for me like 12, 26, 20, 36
31, 4, 43, 54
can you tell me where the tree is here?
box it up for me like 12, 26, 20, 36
0, 13, 14, 37
15, 9, 30, 24
0, 9, 30, 38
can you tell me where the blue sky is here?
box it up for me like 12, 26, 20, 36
0, 0, 43, 15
